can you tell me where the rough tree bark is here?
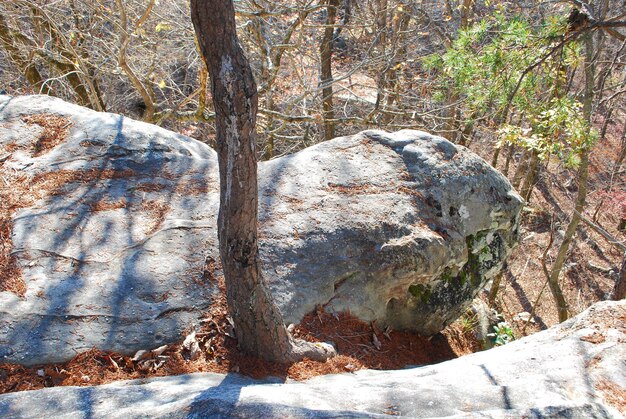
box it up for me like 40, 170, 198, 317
613, 255, 626, 300
115, 0, 155, 121
519, 150, 540, 202
190, 0, 335, 363
320, 0, 339, 141
444, 0, 474, 144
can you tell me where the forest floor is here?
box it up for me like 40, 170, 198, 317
0, 275, 479, 393
0, 104, 623, 396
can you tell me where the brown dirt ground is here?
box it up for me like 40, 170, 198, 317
0, 275, 478, 394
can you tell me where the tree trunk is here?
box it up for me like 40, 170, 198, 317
519, 150, 540, 202
491, 145, 501, 168
488, 268, 504, 307
460, 0, 475, 29
380, 3, 411, 124
599, 107, 613, 140
511, 148, 529, 189
445, 1, 474, 144
333, 0, 352, 40
190, 0, 335, 363
459, 116, 475, 147
115, 0, 155, 121
547, 32, 596, 322
28, 5, 105, 111
320, 0, 339, 141
612, 254, 626, 300
0, 14, 50, 95
612, 117, 626, 177
503, 145, 514, 176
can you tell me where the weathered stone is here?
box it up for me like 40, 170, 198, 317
0, 95, 221, 365
259, 129, 523, 333
0, 95, 522, 365
0, 300, 623, 418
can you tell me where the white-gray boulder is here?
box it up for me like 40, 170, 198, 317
0, 95, 522, 366
259, 129, 523, 333
1, 95, 221, 366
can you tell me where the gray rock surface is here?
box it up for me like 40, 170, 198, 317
0, 300, 623, 418
0, 95, 222, 366
259, 130, 523, 332
0, 95, 521, 366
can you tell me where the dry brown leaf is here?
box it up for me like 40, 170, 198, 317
137, 360, 152, 371
151, 345, 168, 356
152, 358, 167, 371
343, 363, 357, 372
224, 317, 236, 338
383, 326, 393, 341
182, 331, 201, 361
131, 349, 151, 362
372, 333, 382, 350
107, 355, 119, 371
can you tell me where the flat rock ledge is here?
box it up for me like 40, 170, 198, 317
1, 95, 521, 365
0, 300, 624, 418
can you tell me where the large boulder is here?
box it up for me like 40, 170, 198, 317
0, 95, 221, 366
0, 300, 623, 418
0, 95, 522, 365
259, 130, 522, 332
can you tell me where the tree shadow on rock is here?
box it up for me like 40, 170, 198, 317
1, 103, 220, 366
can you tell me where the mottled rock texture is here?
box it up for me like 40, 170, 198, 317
259, 129, 522, 333
0, 95, 521, 365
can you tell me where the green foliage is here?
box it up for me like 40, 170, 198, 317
497, 97, 597, 167
488, 321, 515, 346
426, 10, 596, 165
425, 15, 540, 114
422, 53, 443, 71
459, 309, 479, 333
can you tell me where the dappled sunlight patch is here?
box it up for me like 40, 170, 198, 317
0, 165, 139, 296
0, 170, 37, 296
21, 114, 72, 157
